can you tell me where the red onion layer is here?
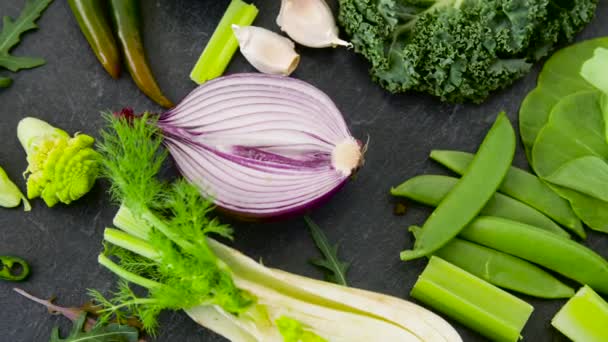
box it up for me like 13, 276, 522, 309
159, 74, 362, 219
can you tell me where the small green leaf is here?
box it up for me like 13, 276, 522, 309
49, 313, 139, 342
305, 216, 350, 286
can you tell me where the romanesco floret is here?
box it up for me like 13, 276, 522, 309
18, 117, 100, 207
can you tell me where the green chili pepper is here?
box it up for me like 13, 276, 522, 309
0, 256, 30, 281
392, 175, 569, 238
0, 77, 12, 88
430, 150, 585, 238
400, 113, 516, 261
108, 0, 173, 108
460, 216, 608, 294
68, 0, 121, 79
410, 226, 574, 298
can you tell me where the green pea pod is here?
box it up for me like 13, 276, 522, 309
0, 166, 31, 211
392, 175, 569, 238
0, 256, 30, 281
109, 0, 173, 108
460, 216, 608, 295
430, 150, 585, 238
409, 226, 573, 299
400, 113, 515, 261
68, 0, 121, 79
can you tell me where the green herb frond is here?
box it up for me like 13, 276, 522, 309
163, 179, 234, 243
97, 113, 167, 212
104, 242, 161, 279
89, 280, 161, 335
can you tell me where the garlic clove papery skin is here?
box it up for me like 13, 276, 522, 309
277, 0, 351, 48
232, 25, 300, 76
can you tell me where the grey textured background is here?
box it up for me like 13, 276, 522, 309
1, 1, 607, 341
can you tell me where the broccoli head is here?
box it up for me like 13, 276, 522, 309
17, 117, 100, 207
338, 0, 598, 103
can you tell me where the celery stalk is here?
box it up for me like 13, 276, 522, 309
410, 256, 533, 342
552, 285, 608, 342
189, 0, 258, 84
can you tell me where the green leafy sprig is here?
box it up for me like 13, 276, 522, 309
50, 313, 139, 342
0, 0, 53, 86
305, 216, 350, 286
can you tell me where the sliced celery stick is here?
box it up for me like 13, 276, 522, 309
190, 0, 258, 84
552, 285, 608, 342
411, 256, 533, 342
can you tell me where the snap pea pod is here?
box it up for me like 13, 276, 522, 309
392, 175, 569, 238
410, 226, 573, 299
460, 216, 608, 294
430, 150, 585, 239
401, 113, 516, 261
0, 256, 30, 281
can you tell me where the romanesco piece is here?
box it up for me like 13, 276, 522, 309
0, 166, 30, 211
18, 117, 100, 207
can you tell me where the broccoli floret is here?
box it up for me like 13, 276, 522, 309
338, 0, 598, 103
17, 117, 100, 207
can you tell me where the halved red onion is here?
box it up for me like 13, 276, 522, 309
159, 73, 363, 219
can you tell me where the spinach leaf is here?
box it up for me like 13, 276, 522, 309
548, 184, 608, 234
519, 37, 608, 161
545, 156, 608, 203
531, 90, 608, 232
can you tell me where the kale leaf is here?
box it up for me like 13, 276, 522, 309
338, 0, 598, 103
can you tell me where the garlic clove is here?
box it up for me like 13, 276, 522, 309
232, 25, 300, 76
277, 0, 351, 48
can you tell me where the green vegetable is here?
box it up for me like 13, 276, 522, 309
520, 37, 608, 160
50, 313, 139, 342
552, 285, 608, 342
68, 0, 121, 79
430, 150, 584, 237
305, 216, 350, 286
401, 113, 515, 260
95, 114, 460, 341
276, 316, 328, 342
190, 0, 258, 84
411, 256, 534, 342
109, 0, 173, 108
391, 175, 569, 238
410, 226, 573, 298
0, 255, 30, 281
531, 91, 608, 233
0, 166, 31, 211
460, 216, 608, 294
0, 76, 12, 88
581, 48, 608, 95
338, 0, 598, 103
18, 117, 100, 207
0, 0, 53, 84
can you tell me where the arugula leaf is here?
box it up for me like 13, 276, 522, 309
49, 313, 139, 342
0, 0, 53, 72
305, 216, 350, 287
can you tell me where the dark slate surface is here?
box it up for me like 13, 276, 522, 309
1, 1, 607, 341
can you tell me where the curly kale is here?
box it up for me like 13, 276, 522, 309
338, 0, 598, 103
